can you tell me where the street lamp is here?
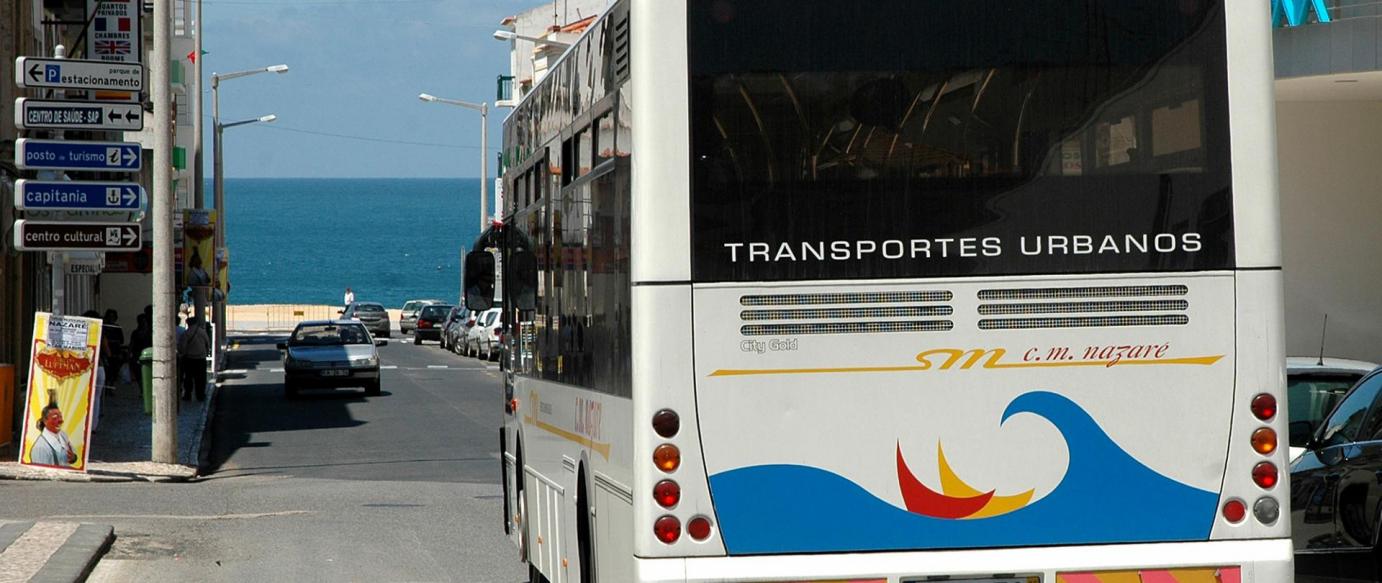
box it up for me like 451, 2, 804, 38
211, 64, 288, 371
493, 29, 572, 49
419, 93, 490, 231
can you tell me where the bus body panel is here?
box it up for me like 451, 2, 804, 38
633, 539, 1292, 582
629, 0, 690, 284
1224, 0, 1282, 269
693, 273, 1237, 554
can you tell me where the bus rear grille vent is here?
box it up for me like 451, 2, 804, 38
977, 285, 1188, 301
742, 321, 954, 336
740, 291, 952, 306
977, 285, 1190, 330
738, 291, 953, 336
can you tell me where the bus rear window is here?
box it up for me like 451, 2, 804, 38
689, 0, 1233, 283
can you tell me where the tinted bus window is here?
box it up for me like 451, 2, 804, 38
689, 0, 1232, 282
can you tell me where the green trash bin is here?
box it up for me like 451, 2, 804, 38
139, 348, 154, 414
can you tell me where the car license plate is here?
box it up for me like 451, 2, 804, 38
321, 369, 349, 377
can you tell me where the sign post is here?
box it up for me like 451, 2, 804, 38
14, 57, 143, 92
16, 180, 145, 212
16, 98, 144, 131
15, 138, 142, 172
13, 220, 142, 253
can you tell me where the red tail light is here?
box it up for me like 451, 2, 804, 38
1252, 462, 1279, 489
419, 320, 431, 329
687, 516, 712, 541
654, 516, 681, 544
1251, 394, 1277, 421
1222, 499, 1246, 523
653, 480, 680, 508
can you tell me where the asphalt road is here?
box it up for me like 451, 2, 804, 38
3, 332, 527, 583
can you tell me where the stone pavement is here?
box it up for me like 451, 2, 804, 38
0, 373, 216, 581
0, 373, 213, 482
0, 522, 112, 583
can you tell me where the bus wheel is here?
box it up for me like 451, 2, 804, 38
577, 472, 595, 583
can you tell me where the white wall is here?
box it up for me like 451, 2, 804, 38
1277, 100, 1382, 362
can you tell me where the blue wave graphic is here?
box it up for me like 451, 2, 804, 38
708, 391, 1218, 554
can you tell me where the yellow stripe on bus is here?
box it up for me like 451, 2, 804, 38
710, 356, 1223, 377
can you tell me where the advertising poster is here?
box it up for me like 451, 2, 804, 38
19, 312, 103, 472
183, 209, 216, 293
88, 0, 141, 65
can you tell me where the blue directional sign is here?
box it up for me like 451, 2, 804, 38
15, 138, 141, 172
15, 180, 144, 211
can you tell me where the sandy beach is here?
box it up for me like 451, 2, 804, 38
227, 304, 403, 332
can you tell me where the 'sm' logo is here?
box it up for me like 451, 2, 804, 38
916, 348, 1007, 370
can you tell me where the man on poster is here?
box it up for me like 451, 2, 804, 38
19, 312, 102, 472
30, 404, 78, 467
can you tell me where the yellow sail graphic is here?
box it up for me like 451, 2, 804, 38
937, 443, 1035, 519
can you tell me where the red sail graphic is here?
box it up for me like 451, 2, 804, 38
896, 442, 994, 519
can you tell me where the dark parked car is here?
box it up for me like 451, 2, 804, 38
413, 304, 454, 345
399, 299, 441, 334
278, 320, 385, 398
445, 308, 472, 353
342, 301, 391, 338
1292, 365, 1382, 581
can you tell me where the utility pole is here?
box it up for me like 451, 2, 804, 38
189, 0, 207, 362
151, 0, 178, 463
47, 45, 68, 317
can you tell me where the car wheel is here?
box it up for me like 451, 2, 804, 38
366, 379, 381, 396
414, 335, 422, 345
285, 381, 298, 399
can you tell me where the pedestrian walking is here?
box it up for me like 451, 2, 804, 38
344, 287, 355, 307
178, 316, 210, 401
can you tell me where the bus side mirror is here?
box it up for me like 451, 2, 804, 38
511, 250, 538, 311
464, 251, 496, 312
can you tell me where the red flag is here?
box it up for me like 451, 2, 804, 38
187, 50, 196, 63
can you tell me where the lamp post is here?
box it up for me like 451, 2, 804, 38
492, 29, 572, 48
211, 64, 287, 370
419, 93, 490, 231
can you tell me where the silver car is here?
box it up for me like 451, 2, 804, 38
342, 302, 391, 338
399, 299, 441, 334
278, 320, 386, 398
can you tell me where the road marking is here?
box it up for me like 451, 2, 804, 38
381, 365, 398, 370
47, 511, 312, 521
225, 369, 249, 374
269, 368, 284, 373
427, 365, 448, 369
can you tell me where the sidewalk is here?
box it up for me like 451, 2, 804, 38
0, 373, 213, 483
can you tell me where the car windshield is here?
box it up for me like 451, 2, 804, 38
1287, 373, 1366, 447
483, 311, 498, 326
421, 306, 453, 318
291, 324, 371, 346
357, 304, 385, 313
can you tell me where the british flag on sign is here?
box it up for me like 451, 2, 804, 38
95, 39, 131, 56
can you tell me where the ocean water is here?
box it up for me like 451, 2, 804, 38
221, 178, 485, 308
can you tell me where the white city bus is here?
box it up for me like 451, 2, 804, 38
465, 0, 1292, 581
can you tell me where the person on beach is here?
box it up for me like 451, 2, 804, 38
344, 287, 355, 308
30, 403, 77, 468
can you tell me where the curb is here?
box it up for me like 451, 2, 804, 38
193, 378, 220, 475
29, 524, 114, 583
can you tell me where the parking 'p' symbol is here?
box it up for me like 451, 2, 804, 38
44, 65, 60, 83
